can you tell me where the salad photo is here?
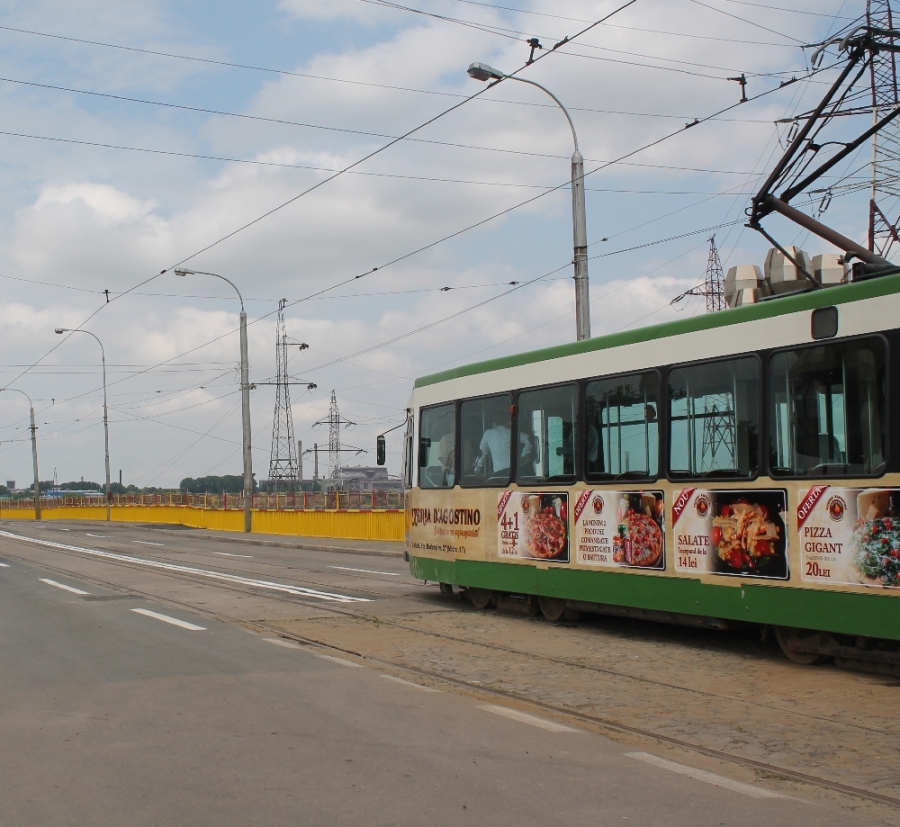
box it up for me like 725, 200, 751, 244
708, 491, 788, 578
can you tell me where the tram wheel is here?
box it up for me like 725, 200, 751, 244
467, 587, 494, 610
774, 626, 829, 665
538, 596, 568, 622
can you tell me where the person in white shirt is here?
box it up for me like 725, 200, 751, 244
474, 417, 532, 475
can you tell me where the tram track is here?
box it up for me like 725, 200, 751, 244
4, 533, 900, 813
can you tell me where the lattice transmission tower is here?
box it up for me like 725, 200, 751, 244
702, 236, 726, 312
313, 390, 363, 491
672, 236, 726, 311
266, 299, 314, 492
868, 0, 900, 259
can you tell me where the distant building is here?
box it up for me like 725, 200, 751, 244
5, 481, 13, 490
340, 466, 402, 492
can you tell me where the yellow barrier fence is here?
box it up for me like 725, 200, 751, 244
0, 503, 404, 542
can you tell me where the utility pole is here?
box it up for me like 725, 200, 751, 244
867, 0, 900, 258
267, 299, 305, 492
311, 392, 365, 491
703, 237, 726, 312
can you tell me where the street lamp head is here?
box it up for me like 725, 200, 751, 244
467, 62, 505, 82
54, 328, 67, 334
174, 268, 195, 277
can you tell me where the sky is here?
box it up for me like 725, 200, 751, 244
0, 0, 873, 489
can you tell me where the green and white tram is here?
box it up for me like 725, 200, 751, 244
400, 270, 900, 671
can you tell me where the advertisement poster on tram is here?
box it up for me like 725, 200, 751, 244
572, 490, 665, 569
798, 486, 900, 589
673, 488, 789, 579
497, 491, 569, 563
407, 492, 484, 559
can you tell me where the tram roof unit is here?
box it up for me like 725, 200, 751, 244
415, 271, 900, 395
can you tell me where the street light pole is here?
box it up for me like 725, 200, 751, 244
175, 268, 253, 533
468, 62, 591, 340
0, 388, 41, 520
55, 327, 111, 520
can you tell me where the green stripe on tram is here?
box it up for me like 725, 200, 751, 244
409, 555, 900, 641
414, 272, 900, 389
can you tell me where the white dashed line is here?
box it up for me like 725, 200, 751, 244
213, 552, 253, 558
130, 608, 206, 631
328, 566, 400, 576
132, 540, 164, 547
0, 530, 369, 603
380, 674, 440, 692
626, 753, 783, 799
0, 562, 8, 567
480, 705, 576, 732
85, 533, 105, 538
310, 652, 363, 668
39, 578, 90, 596
263, 637, 304, 650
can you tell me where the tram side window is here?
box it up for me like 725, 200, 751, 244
418, 404, 456, 489
585, 372, 659, 481
460, 395, 512, 487
770, 337, 887, 477
669, 357, 760, 479
517, 384, 578, 485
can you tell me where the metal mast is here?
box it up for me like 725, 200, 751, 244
328, 390, 343, 489
703, 236, 726, 312
267, 299, 300, 491
311, 390, 360, 491
868, 0, 900, 258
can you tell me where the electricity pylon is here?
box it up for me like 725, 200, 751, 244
265, 299, 315, 492
868, 0, 900, 259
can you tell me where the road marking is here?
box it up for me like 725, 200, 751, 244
0, 562, 8, 567
480, 705, 576, 732
263, 637, 304, 649
626, 753, 784, 799
310, 652, 363, 667
380, 674, 440, 692
59, 528, 70, 531
328, 565, 400, 576
131, 608, 206, 631
133, 540, 164, 547
213, 552, 253, 558
39, 578, 90, 596
0, 529, 370, 604
85, 533, 105, 538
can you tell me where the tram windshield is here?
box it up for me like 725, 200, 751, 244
770, 337, 887, 476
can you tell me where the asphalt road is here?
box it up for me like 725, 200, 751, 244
0, 520, 885, 826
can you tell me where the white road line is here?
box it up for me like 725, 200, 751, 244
132, 540, 164, 547
263, 637, 304, 650
0, 529, 369, 604
480, 705, 576, 732
0, 562, 9, 567
85, 533, 105, 538
328, 565, 400, 576
39, 578, 90, 596
59, 528, 70, 531
626, 753, 784, 799
213, 552, 253, 558
131, 608, 206, 631
311, 652, 363, 668
380, 674, 440, 692
262, 637, 362, 666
